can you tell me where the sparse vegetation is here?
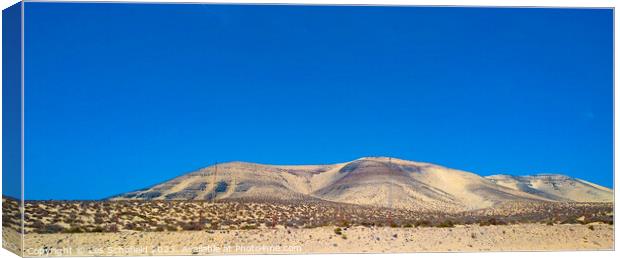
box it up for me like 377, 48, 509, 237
37, 224, 65, 234
0, 196, 612, 234
240, 225, 258, 230
63, 227, 84, 234
415, 220, 431, 227
437, 220, 455, 228
479, 218, 506, 226
181, 222, 204, 231
334, 227, 342, 235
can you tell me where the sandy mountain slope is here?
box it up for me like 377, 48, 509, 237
312, 157, 550, 211
111, 162, 342, 202
111, 157, 613, 212
485, 174, 613, 202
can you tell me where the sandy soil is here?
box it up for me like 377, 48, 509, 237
19, 224, 613, 256
2, 228, 22, 256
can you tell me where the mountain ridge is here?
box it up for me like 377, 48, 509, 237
111, 157, 613, 212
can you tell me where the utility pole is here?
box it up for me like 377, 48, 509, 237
231, 168, 237, 195
211, 162, 218, 203
387, 157, 393, 226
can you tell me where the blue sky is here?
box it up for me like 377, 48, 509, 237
22, 3, 612, 200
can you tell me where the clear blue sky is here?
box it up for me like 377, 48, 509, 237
22, 3, 612, 200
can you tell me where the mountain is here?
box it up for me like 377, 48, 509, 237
485, 174, 613, 202
110, 157, 613, 212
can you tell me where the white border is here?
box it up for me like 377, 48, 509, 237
13, 0, 620, 8
1, 1, 618, 258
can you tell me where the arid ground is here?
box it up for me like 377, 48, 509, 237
13, 224, 614, 256
2, 197, 614, 256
